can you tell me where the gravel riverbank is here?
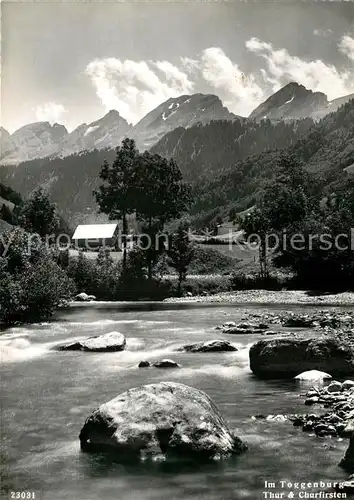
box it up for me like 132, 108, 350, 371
164, 290, 354, 305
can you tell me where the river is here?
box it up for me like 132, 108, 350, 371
1, 302, 352, 500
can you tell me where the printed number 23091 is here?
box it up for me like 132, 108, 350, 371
10, 492, 36, 499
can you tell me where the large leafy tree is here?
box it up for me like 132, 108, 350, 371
241, 207, 272, 279
167, 220, 194, 295
262, 154, 310, 232
240, 154, 310, 278
241, 152, 354, 289
19, 187, 58, 238
134, 152, 192, 228
94, 140, 192, 280
279, 177, 354, 288
94, 138, 140, 271
134, 151, 192, 278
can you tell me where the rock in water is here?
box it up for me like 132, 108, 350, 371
327, 381, 343, 393
222, 322, 268, 335
178, 340, 238, 353
79, 381, 247, 461
138, 360, 151, 368
58, 331, 126, 352
153, 359, 180, 368
294, 370, 332, 381
74, 292, 91, 302
249, 337, 354, 378
282, 315, 314, 328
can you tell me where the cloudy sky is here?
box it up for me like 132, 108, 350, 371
2, 1, 354, 133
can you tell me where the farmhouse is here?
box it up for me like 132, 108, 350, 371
72, 223, 119, 249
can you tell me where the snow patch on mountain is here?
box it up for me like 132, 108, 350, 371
284, 96, 295, 105
84, 125, 100, 137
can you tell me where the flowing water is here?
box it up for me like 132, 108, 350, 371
1, 302, 352, 500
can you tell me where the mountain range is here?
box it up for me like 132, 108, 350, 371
0, 94, 238, 165
1, 83, 353, 166
1, 82, 353, 229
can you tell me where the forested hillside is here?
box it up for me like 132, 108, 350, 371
1, 117, 313, 224
1, 149, 116, 226
151, 118, 313, 183
0, 183, 23, 230
188, 99, 354, 225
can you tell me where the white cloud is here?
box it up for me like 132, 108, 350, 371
339, 35, 354, 61
35, 102, 67, 123
85, 58, 194, 124
86, 38, 354, 123
195, 47, 265, 116
152, 60, 194, 94
180, 56, 199, 73
86, 49, 264, 122
246, 37, 354, 100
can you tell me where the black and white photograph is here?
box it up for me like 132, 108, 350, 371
1, 0, 354, 499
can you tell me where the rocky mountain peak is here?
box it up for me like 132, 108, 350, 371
249, 82, 328, 122
0, 121, 69, 165
0, 126, 11, 138
0, 127, 13, 156
58, 110, 131, 157
105, 109, 121, 117
92, 109, 126, 126
8, 122, 68, 147
131, 93, 237, 149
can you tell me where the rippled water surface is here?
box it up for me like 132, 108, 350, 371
1, 302, 352, 500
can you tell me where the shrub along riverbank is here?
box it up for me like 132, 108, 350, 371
0, 228, 75, 325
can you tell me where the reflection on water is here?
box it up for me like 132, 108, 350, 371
1, 303, 352, 499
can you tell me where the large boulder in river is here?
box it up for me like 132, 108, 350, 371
79, 381, 247, 461
249, 336, 354, 379
58, 331, 126, 352
178, 340, 238, 353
